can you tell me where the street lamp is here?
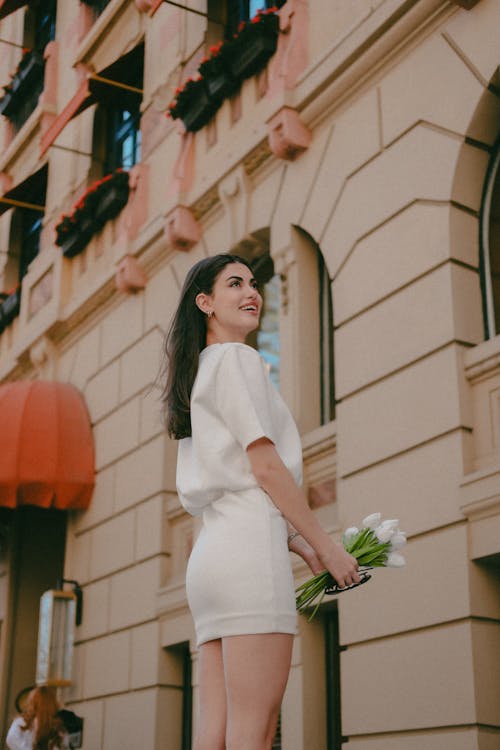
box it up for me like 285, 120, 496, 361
35, 580, 82, 687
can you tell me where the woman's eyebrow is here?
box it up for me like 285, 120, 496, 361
225, 275, 257, 283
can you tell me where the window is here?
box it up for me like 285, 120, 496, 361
5, 0, 56, 132
4, 165, 47, 287
90, 44, 144, 178
225, 0, 286, 37
19, 210, 43, 281
323, 605, 342, 749
31, 0, 57, 53
105, 108, 141, 173
480, 137, 500, 338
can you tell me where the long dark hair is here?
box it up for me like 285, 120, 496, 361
21, 686, 66, 750
161, 253, 253, 439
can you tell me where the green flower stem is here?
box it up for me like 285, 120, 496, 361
295, 530, 393, 619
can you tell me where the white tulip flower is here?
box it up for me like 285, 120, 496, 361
386, 551, 406, 567
379, 519, 400, 532
390, 531, 407, 550
375, 525, 396, 543
344, 526, 359, 541
362, 512, 382, 529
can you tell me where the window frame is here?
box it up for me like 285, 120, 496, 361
479, 136, 500, 340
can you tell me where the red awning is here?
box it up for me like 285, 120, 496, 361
0, 0, 28, 21
40, 44, 144, 156
0, 381, 95, 510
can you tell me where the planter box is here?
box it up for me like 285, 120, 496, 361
1, 288, 21, 327
228, 33, 278, 81
180, 87, 218, 132
60, 217, 97, 259
0, 91, 13, 117
204, 69, 238, 102
95, 183, 129, 225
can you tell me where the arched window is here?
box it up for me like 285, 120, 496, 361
480, 137, 500, 339
252, 251, 280, 388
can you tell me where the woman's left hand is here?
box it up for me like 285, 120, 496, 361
288, 534, 324, 575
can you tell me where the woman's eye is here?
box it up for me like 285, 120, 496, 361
230, 280, 240, 287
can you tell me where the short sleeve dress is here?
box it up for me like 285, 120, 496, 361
176, 342, 303, 647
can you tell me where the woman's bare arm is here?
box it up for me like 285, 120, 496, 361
247, 438, 359, 588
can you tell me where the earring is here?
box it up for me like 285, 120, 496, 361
207, 311, 214, 319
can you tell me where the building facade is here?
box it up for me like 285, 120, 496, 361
0, 0, 499, 748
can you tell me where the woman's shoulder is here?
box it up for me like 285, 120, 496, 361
199, 342, 263, 373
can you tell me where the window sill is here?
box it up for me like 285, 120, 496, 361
73, 0, 141, 68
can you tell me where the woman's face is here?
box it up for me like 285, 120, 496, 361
200, 262, 263, 343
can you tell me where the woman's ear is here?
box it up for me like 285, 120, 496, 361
195, 292, 211, 315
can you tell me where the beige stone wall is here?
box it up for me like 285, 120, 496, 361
0, 0, 499, 747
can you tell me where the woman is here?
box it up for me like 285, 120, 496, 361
163, 253, 359, 750
6, 686, 69, 750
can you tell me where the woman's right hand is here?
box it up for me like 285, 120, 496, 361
320, 542, 360, 588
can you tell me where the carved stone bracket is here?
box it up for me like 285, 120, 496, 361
267, 107, 311, 161
272, 245, 297, 314
452, 0, 481, 8
115, 255, 148, 294
165, 206, 201, 252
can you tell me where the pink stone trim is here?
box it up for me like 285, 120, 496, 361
77, 2, 96, 43
164, 206, 200, 252
268, 0, 309, 94
118, 163, 150, 241
267, 106, 311, 161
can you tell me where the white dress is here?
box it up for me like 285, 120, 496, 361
176, 342, 303, 647
6, 717, 69, 750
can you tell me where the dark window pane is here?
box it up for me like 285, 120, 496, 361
319, 253, 335, 423
105, 108, 141, 173
19, 210, 42, 281
33, 0, 56, 52
324, 606, 342, 749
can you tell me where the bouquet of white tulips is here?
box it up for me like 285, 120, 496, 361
296, 513, 406, 621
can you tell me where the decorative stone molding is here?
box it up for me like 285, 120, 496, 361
267, 107, 311, 161
115, 255, 147, 294
29, 268, 54, 318
29, 335, 56, 379
218, 166, 252, 251
164, 206, 200, 252
272, 244, 297, 314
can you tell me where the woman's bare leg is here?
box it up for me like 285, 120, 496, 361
222, 633, 293, 750
193, 639, 227, 750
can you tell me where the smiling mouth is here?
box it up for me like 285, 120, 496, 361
240, 305, 259, 312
